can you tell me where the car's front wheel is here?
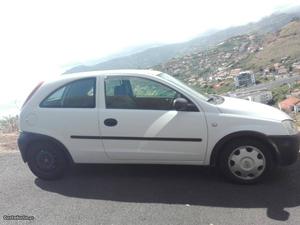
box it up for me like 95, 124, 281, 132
27, 142, 67, 180
219, 139, 274, 184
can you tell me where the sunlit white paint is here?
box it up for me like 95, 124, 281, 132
19, 70, 292, 165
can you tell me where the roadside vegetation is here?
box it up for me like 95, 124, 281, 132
271, 82, 300, 104
0, 115, 19, 133
0, 115, 18, 151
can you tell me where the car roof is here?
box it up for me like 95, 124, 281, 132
43, 69, 164, 86
63, 69, 162, 79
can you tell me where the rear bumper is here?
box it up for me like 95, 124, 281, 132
17, 131, 29, 162
18, 131, 74, 164
268, 133, 300, 166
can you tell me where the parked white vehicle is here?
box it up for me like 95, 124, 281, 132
18, 70, 299, 183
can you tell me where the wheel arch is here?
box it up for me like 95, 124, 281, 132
209, 131, 280, 166
18, 132, 74, 164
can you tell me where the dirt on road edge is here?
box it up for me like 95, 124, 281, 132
0, 132, 18, 152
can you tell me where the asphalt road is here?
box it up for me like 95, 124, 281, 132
1, 152, 300, 225
233, 75, 300, 94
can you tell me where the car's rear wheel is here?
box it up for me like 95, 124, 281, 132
219, 138, 274, 184
27, 142, 67, 180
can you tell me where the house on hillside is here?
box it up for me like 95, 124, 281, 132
230, 68, 241, 77
294, 102, 300, 113
234, 71, 255, 88
273, 63, 282, 71
278, 97, 300, 112
290, 89, 300, 98
248, 91, 273, 104
231, 90, 272, 104
277, 66, 288, 75
293, 62, 300, 74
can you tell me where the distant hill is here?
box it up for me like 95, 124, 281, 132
244, 19, 300, 69
65, 42, 186, 73
65, 8, 300, 74
153, 34, 263, 80
153, 19, 300, 86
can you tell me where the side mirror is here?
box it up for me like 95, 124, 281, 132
173, 98, 188, 111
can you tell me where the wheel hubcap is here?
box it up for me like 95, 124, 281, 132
228, 146, 266, 180
36, 150, 56, 171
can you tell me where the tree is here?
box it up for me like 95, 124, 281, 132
0, 115, 19, 133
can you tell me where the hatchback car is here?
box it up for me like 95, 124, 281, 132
18, 70, 300, 183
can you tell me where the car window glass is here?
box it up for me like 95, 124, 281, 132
41, 86, 66, 107
41, 78, 95, 108
130, 77, 177, 98
105, 79, 122, 96
105, 76, 180, 110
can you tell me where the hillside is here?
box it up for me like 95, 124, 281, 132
66, 43, 185, 73
243, 19, 300, 69
153, 19, 300, 90
154, 34, 264, 80
65, 9, 300, 74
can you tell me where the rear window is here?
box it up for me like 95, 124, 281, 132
40, 78, 96, 108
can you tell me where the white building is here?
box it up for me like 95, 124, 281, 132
234, 71, 255, 88
247, 91, 273, 104
230, 90, 273, 104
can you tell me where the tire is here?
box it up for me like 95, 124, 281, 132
27, 142, 67, 180
219, 138, 274, 184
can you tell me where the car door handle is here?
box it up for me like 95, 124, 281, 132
104, 118, 118, 127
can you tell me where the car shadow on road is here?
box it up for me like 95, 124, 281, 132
35, 155, 300, 221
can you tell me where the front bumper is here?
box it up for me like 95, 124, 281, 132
268, 133, 300, 166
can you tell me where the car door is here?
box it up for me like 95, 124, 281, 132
98, 75, 208, 161
38, 77, 102, 163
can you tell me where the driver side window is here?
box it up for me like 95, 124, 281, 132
105, 76, 197, 111
130, 77, 177, 98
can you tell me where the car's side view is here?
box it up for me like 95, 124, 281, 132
18, 70, 300, 184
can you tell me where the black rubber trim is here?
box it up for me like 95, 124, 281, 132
268, 133, 300, 166
18, 131, 74, 164
210, 131, 280, 166
70, 136, 101, 139
70, 135, 202, 142
210, 131, 299, 167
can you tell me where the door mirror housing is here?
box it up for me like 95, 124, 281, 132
173, 98, 188, 111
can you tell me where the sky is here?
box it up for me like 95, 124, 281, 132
0, 0, 300, 116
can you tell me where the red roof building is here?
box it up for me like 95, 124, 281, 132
278, 97, 300, 112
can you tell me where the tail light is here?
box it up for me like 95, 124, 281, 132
22, 81, 44, 108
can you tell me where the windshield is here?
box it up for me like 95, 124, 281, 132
158, 73, 210, 101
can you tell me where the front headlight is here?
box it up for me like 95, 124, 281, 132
282, 120, 298, 135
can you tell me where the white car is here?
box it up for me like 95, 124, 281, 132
18, 70, 299, 183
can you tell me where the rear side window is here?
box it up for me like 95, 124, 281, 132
40, 78, 96, 108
